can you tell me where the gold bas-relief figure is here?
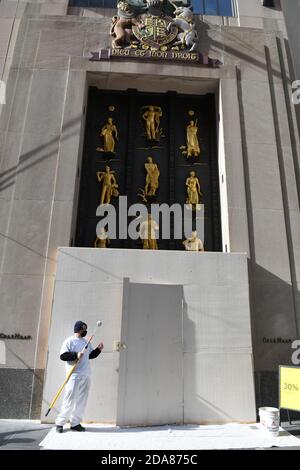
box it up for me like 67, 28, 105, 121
180, 119, 200, 158
138, 157, 160, 202
183, 231, 204, 252
94, 227, 110, 248
145, 156, 160, 196
139, 214, 159, 250
186, 119, 200, 158
142, 105, 162, 141
186, 170, 202, 208
97, 117, 118, 153
96, 166, 119, 205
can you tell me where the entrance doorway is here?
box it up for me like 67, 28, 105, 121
75, 87, 222, 251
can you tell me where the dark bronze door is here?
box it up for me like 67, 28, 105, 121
75, 87, 222, 251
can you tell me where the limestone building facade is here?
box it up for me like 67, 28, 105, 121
0, 0, 299, 422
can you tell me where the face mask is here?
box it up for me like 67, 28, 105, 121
80, 330, 87, 337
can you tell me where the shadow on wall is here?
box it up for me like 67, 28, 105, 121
248, 261, 300, 420
182, 293, 235, 423
0, 345, 50, 419
0, 115, 82, 195
283, 37, 300, 195
197, 18, 286, 82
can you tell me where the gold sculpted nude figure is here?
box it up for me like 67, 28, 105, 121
96, 166, 119, 205
142, 105, 162, 141
138, 157, 160, 203
145, 157, 160, 196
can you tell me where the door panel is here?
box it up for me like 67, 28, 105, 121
116, 280, 183, 426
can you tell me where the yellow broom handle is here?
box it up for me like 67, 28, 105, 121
47, 362, 78, 412
45, 343, 88, 417
45, 334, 96, 417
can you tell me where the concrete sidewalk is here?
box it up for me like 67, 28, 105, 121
1, 420, 300, 450
0, 420, 52, 450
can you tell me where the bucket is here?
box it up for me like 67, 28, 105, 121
259, 407, 280, 437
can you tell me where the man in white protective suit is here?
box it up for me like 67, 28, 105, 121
55, 320, 104, 433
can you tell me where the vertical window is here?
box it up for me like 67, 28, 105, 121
191, 0, 234, 16
104, 0, 118, 7
69, 0, 118, 6
191, 0, 204, 15
218, 0, 234, 16
68, 0, 234, 15
204, 0, 218, 15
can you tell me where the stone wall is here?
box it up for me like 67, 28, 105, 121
0, 1, 299, 417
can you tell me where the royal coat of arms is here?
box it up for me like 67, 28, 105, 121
132, 15, 178, 48
110, 0, 198, 52
90, 0, 222, 67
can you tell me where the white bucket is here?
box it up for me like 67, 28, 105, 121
259, 407, 280, 437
